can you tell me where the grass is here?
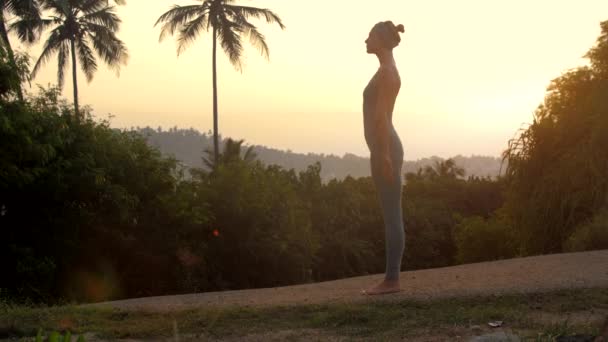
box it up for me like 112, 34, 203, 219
1, 288, 607, 341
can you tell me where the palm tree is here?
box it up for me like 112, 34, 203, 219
1, 0, 42, 100
155, 0, 285, 166
415, 159, 465, 180
202, 138, 257, 170
31, 0, 128, 117
434, 159, 465, 179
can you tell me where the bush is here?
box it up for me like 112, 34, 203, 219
564, 209, 608, 252
0, 86, 207, 302
454, 215, 518, 264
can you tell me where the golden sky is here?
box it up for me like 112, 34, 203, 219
19, 0, 608, 159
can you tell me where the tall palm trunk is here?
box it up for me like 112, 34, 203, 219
70, 38, 80, 119
0, 16, 24, 101
212, 25, 219, 167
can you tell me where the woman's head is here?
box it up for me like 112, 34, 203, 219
366, 21, 404, 54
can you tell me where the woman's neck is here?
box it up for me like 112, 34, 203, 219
376, 49, 396, 67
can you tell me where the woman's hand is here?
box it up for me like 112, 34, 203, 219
381, 154, 394, 183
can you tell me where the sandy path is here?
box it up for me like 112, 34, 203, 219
91, 250, 608, 312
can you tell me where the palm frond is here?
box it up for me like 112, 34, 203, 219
81, 7, 120, 32
234, 18, 268, 59
76, 36, 97, 81
86, 22, 128, 73
202, 147, 217, 170
222, 138, 242, 163
41, 0, 70, 17
9, 17, 41, 44
244, 145, 257, 163
6, 0, 40, 17
79, 0, 107, 15
217, 18, 243, 70
31, 26, 65, 78
155, 4, 207, 42
176, 13, 208, 55
67, 0, 82, 10
4, 0, 37, 15
4, 0, 16, 13
56, 39, 69, 87
225, 5, 285, 29
5, 0, 44, 43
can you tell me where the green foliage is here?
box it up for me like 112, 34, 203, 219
529, 320, 583, 342
1, 0, 42, 100
403, 161, 505, 269
564, 209, 608, 252
586, 21, 608, 75
34, 329, 83, 342
0, 45, 30, 100
1, 85, 206, 302
309, 174, 381, 280
194, 139, 319, 288
0, 42, 17, 97
454, 214, 518, 264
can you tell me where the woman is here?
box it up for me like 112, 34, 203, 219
362, 21, 406, 295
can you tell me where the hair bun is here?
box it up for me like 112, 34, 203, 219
396, 24, 405, 33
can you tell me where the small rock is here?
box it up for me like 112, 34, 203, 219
488, 321, 504, 328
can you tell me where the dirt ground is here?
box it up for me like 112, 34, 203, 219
92, 250, 608, 312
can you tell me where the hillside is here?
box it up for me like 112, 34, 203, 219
134, 127, 504, 181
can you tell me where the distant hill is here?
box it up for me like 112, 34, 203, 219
134, 127, 505, 181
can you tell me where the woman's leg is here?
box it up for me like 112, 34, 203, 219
378, 173, 404, 280
374, 152, 405, 281
364, 148, 405, 294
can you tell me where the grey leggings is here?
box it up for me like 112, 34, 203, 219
370, 134, 405, 281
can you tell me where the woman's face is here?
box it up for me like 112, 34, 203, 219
365, 29, 382, 54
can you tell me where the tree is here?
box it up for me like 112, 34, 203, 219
424, 159, 465, 179
585, 20, 608, 76
503, 20, 608, 254
202, 137, 256, 170
31, 0, 128, 117
1, 0, 42, 100
0, 38, 17, 97
155, 0, 285, 166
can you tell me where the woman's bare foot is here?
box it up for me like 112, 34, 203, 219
361, 279, 401, 295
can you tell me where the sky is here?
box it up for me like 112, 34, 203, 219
14, 0, 608, 159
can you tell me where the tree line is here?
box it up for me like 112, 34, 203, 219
0, 85, 504, 302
